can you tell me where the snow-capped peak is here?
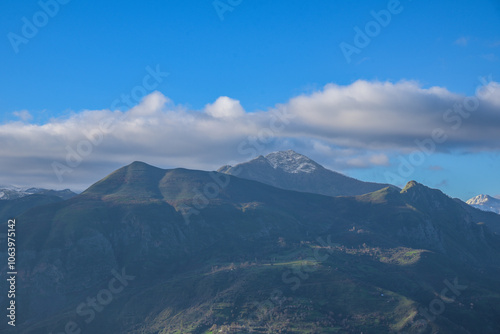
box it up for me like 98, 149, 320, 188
467, 194, 492, 205
0, 185, 24, 191
0, 185, 75, 200
264, 150, 320, 174
466, 194, 500, 214
0, 185, 36, 200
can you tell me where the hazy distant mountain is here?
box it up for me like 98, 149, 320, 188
0, 185, 76, 200
467, 194, 500, 214
218, 150, 397, 197
3, 161, 500, 333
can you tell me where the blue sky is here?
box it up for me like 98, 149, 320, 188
1, 0, 499, 200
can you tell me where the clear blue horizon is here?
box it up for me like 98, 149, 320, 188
1, 0, 499, 200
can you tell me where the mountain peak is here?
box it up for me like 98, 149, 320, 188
264, 150, 320, 174
82, 161, 167, 199
218, 150, 395, 197
401, 181, 445, 198
401, 180, 422, 192
122, 161, 166, 174
127, 161, 157, 168
467, 194, 494, 204
467, 194, 500, 214
399, 180, 458, 213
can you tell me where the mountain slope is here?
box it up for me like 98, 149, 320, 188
2, 162, 500, 333
467, 194, 500, 214
0, 193, 65, 223
218, 150, 397, 197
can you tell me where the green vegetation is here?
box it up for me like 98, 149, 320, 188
3, 162, 500, 333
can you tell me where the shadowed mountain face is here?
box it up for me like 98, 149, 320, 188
1, 161, 500, 333
218, 150, 397, 197
0, 194, 65, 223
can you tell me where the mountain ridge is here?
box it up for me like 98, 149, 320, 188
0, 185, 76, 200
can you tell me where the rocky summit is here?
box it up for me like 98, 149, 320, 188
218, 150, 396, 197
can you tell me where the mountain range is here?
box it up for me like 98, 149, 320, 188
1, 151, 500, 333
0, 185, 76, 200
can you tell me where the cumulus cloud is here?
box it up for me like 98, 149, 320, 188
205, 96, 245, 118
128, 91, 170, 117
1, 79, 499, 190
282, 79, 500, 152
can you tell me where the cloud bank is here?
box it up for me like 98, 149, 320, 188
1, 79, 499, 190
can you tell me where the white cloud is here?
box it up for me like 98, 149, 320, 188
12, 110, 33, 122
127, 91, 170, 117
204, 96, 245, 118
282, 79, 500, 151
1, 80, 499, 190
